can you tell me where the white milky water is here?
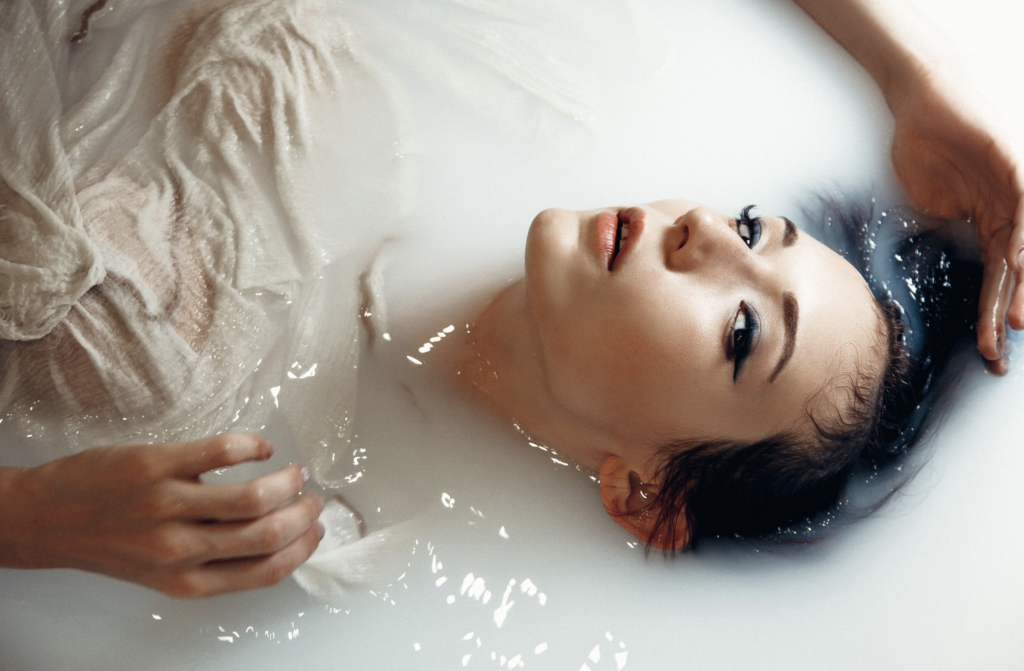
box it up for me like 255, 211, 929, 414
2, 0, 1024, 669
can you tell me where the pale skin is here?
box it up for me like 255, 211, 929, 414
458, 201, 887, 549
0, 434, 325, 598
2, 0, 1023, 592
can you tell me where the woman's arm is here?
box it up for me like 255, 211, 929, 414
0, 434, 324, 598
792, 0, 940, 109
795, 0, 1024, 374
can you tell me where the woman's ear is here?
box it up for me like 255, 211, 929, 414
598, 455, 690, 551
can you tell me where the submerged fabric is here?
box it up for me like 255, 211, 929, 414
0, 0, 408, 459
292, 498, 418, 600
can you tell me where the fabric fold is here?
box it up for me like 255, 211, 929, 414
0, 0, 105, 341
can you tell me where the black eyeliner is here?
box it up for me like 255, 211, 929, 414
731, 302, 760, 382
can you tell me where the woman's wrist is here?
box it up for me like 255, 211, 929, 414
0, 465, 32, 568
793, 0, 947, 114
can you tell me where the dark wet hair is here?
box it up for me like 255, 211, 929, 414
646, 196, 982, 551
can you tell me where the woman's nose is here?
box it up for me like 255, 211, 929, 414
666, 206, 750, 273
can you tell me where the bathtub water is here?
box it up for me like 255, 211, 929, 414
3, 0, 1024, 669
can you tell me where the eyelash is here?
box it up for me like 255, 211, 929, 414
729, 206, 761, 381
736, 204, 762, 248
729, 301, 759, 382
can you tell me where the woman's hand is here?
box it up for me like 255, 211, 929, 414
0, 433, 324, 598
889, 65, 1024, 374
793, 0, 1024, 374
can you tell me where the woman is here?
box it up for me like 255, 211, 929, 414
1, 0, 1022, 596
456, 199, 899, 551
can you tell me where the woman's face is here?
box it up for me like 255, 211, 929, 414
523, 200, 885, 460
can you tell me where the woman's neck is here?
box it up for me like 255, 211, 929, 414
453, 280, 540, 413
450, 279, 607, 471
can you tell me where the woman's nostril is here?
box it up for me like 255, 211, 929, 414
678, 224, 690, 250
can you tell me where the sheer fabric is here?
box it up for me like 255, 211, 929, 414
0, 0, 408, 460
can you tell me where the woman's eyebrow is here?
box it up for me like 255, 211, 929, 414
781, 217, 798, 247
767, 292, 799, 384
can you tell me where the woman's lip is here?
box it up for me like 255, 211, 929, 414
610, 207, 645, 272
595, 211, 618, 270
594, 208, 646, 272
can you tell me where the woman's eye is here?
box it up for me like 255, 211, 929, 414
731, 301, 759, 382
736, 204, 762, 248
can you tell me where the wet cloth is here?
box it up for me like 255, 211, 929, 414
0, 0, 409, 452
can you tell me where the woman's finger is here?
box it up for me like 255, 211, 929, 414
1007, 262, 1024, 332
985, 355, 1011, 376
167, 462, 309, 522
977, 249, 1010, 361
163, 523, 325, 598
1007, 195, 1024, 275
170, 433, 275, 478
193, 492, 323, 563
1005, 192, 1024, 330
992, 263, 1015, 369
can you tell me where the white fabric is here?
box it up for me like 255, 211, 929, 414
0, 0, 107, 341
0, 0, 411, 456
293, 498, 415, 601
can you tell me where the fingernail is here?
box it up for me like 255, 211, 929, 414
1016, 249, 1024, 272
265, 441, 275, 459
316, 522, 326, 540
301, 466, 310, 483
